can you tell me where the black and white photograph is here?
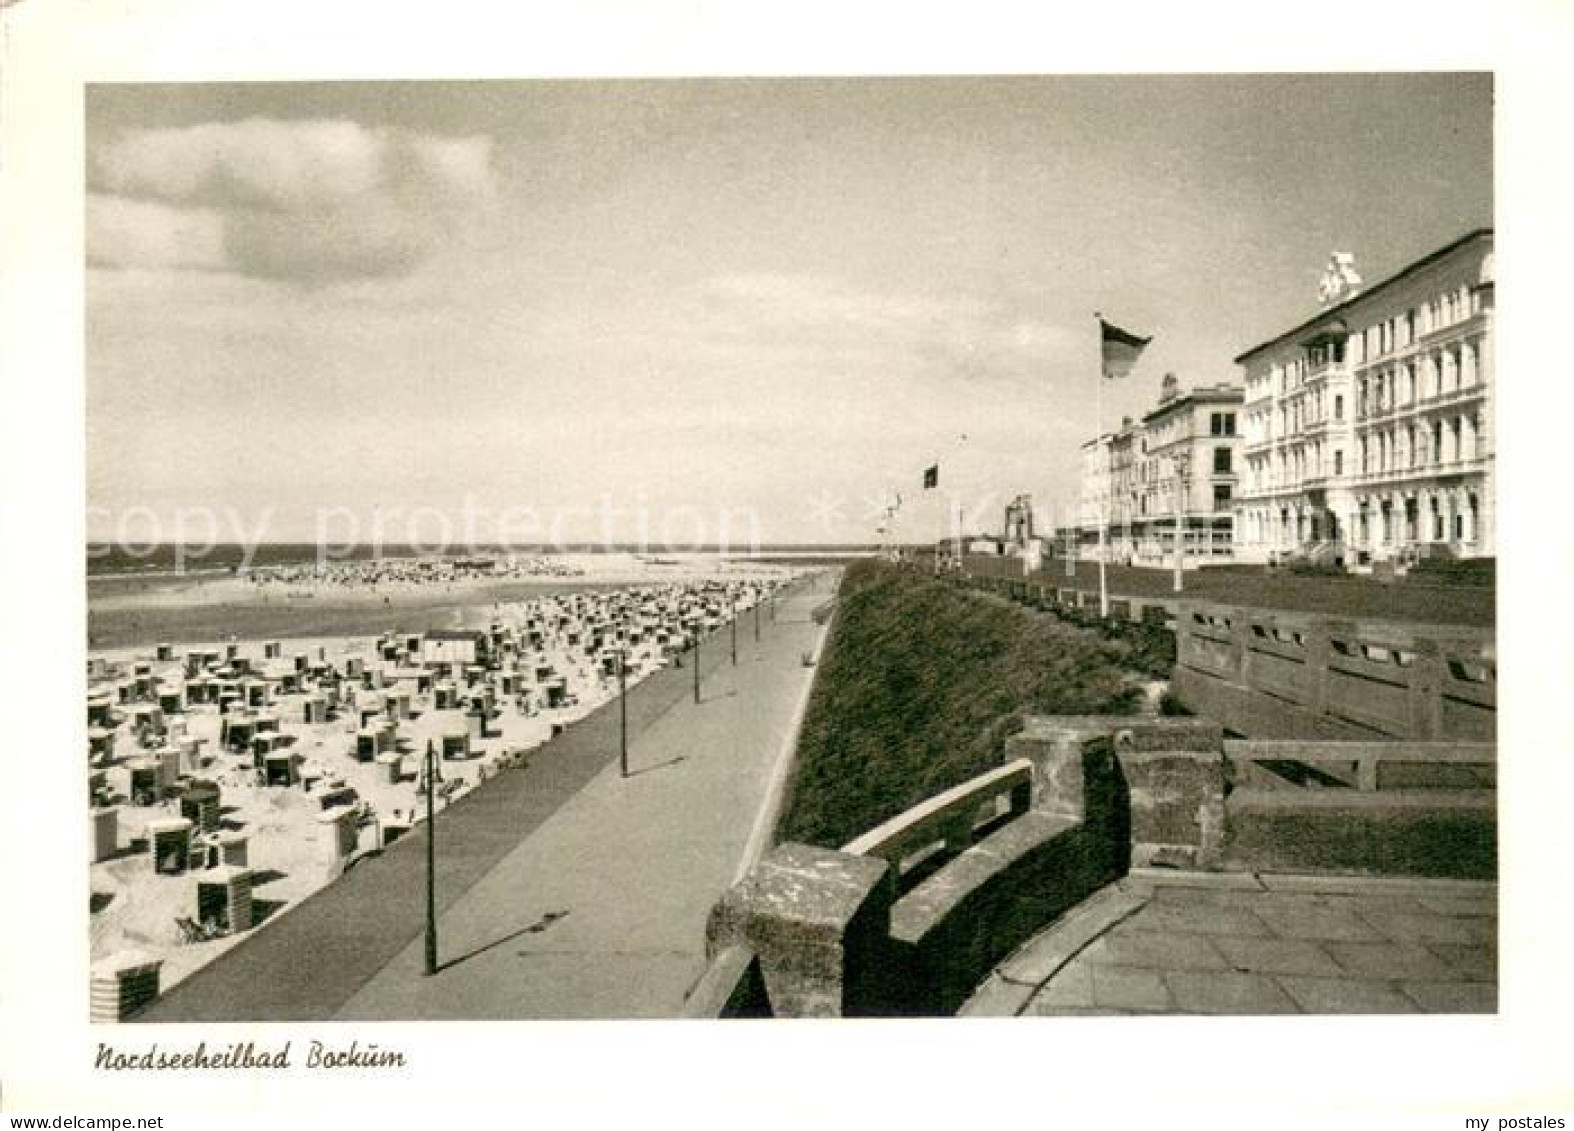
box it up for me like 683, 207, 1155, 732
3, 1, 1572, 1122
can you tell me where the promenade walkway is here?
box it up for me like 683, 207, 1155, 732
138, 572, 836, 1021
965, 868, 1496, 1016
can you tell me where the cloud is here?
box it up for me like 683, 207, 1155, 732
88, 118, 496, 282
87, 196, 228, 273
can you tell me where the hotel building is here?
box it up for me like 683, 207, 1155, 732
1233, 230, 1494, 568
1078, 377, 1244, 565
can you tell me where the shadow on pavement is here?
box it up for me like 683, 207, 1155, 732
626, 755, 687, 779
439, 909, 570, 973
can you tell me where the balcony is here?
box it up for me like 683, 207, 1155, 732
1413, 308, 1488, 349
1350, 455, 1490, 487
1414, 382, 1487, 413
1302, 358, 1348, 384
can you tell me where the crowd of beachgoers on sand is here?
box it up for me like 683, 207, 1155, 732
87, 562, 795, 1009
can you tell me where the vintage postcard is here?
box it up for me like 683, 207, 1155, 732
2, 0, 1571, 1122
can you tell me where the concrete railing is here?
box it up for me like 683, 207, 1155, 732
955, 570, 1180, 630
1172, 602, 1495, 740
1226, 739, 1495, 792
1221, 738, 1496, 878
840, 760, 1033, 892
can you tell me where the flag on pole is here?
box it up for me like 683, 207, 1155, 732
1099, 318, 1152, 380
922, 465, 938, 489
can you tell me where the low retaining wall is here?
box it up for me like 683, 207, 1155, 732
1223, 738, 1496, 878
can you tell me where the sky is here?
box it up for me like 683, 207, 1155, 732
85, 74, 1493, 547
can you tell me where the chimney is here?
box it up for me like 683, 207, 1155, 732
1159, 373, 1179, 403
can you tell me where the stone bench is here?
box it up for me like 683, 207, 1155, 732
841, 760, 1033, 893
882, 810, 1119, 1015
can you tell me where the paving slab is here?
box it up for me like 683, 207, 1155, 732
1083, 931, 1228, 972
1400, 979, 1497, 1013
1355, 906, 1497, 947
1125, 901, 1272, 938
1425, 941, 1497, 982
1322, 940, 1458, 982
1165, 970, 1299, 1014
1020, 961, 1096, 1012
1249, 900, 1387, 942
1211, 936, 1345, 978
1009, 869, 1497, 1018
1089, 964, 1173, 1011
1278, 976, 1421, 1014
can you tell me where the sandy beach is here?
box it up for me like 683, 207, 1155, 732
88, 553, 785, 649
87, 556, 799, 1002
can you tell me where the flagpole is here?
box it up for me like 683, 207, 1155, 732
1094, 313, 1109, 617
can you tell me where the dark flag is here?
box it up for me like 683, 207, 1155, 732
922, 465, 938, 489
1100, 317, 1152, 380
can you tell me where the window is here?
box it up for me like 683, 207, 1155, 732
1212, 484, 1232, 508
1209, 412, 1236, 437
1334, 449, 1344, 476
1213, 447, 1232, 474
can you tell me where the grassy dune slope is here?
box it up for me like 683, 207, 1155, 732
778, 561, 1143, 848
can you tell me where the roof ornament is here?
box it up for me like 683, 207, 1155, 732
1317, 252, 1362, 306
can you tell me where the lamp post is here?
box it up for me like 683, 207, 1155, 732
730, 596, 738, 666
423, 738, 437, 977
692, 628, 700, 705
1173, 451, 1192, 594
618, 648, 628, 779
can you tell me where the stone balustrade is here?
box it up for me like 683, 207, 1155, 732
840, 760, 1033, 892
1221, 738, 1496, 877
1172, 602, 1494, 740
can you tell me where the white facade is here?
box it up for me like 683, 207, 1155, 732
1077, 433, 1113, 553
1076, 386, 1243, 565
1132, 386, 1243, 566
1235, 230, 1494, 568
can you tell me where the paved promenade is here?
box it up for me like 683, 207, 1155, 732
336, 576, 834, 1019
966, 868, 1496, 1016
139, 572, 836, 1021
